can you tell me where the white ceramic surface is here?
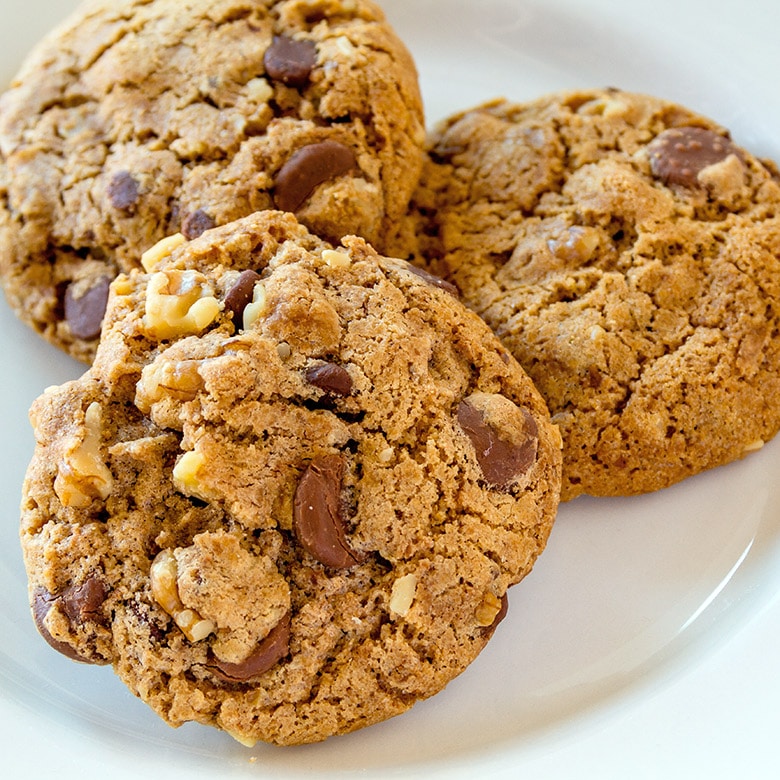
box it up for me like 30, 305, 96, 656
2, 1, 779, 778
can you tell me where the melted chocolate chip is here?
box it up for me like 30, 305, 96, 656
107, 171, 140, 210
182, 208, 216, 240
264, 35, 317, 87
405, 264, 460, 297
64, 277, 111, 340
62, 575, 109, 627
293, 455, 363, 568
274, 141, 357, 214
224, 269, 261, 328
32, 587, 99, 663
305, 362, 353, 396
208, 613, 291, 682
647, 127, 743, 188
457, 400, 539, 489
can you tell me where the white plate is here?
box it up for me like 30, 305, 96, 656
2, 1, 779, 778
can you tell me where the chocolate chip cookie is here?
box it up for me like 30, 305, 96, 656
0, 0, 425, 362
402, 88, 780, 500
20, 210, 562, 746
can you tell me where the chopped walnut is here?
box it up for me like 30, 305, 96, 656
150, 549, 216, 643
54, 402, 114, 508
172, 450, 209, 500
322, 249, 351, 269
140, 233, 186, 272
139, 358, 205, 405
389, 573, 417, 618
242, 282, 268, 330
475, 591, 504, 627
143, 269, 221, 340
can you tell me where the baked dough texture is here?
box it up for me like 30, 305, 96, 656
21, 210, 562, 745
0, 0, 425, 362
402, 88, 780, 500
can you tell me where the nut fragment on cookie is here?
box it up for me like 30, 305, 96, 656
223, 270, 263, 329
143, 269, 221, 339
388, 573, 417, 618
140, 233, 187, 272
53, 402, 114, 508
475, 591, 505, 627
150, 549, 216, 643
241, 281, 268, 331
140, 359, 205, 405
322, 249, 351, 269
172, 451, 208, 500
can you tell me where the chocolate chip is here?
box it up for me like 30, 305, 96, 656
405, 264, 460, 297
224, 269, 261, 328
32, 587, 98, 663
274, 141, 358, 214
305, 362, 353, 396
264, 35, 317, 87
207, 612, 291, 682
647, 127, 743, 188
62, 575, 109, 627
293, 455, 364, 568
457, 400, 539, 489
181, 208, 216, 240
107, 171, 140, 210
64, 276, 111, 340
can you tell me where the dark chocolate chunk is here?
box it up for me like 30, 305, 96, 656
182, 208, 216, 240
207, 613, 291, 682
224, 269, 261, 328
62, 575, 109, 627
647, 126, 743, 188
64, 277, 111, 340
305, 362, 353, 396
32, 587, 98, 663
274, 141, 357, 214
107, 171, 140, 210
457, 400, 539, 489
293, 455, 363, 568
264, 35, 317, 87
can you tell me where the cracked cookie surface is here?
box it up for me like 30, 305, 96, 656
399, 88, 780, 500
21, 210, 561, 746
0, 0, 425, 362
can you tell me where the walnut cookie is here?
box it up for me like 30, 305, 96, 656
0, 0, 425, 362
398, 88, 780, 500
20, 210, 562, 746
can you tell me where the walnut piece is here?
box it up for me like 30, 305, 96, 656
242, 281, 268, 330
140, 233, 186, 272
143, 269, 221, 340
172, 450, 209, 501
475, 591, 504, 627
54, 402, 114, 508
139, 358, 205, 405
150, 548, 216, 643
389, 573, 417, 618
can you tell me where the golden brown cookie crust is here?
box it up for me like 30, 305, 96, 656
0, 0, 425, 362
21, 211, 561, 746
404, 88, 780, 500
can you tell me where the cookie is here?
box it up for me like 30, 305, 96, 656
0, 0, 425, 363
20, 210, 562, 746
400, 88, 780, 500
